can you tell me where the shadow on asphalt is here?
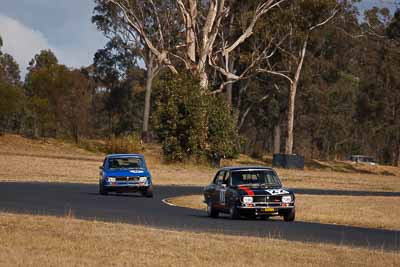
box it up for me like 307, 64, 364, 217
87, 192, 144, 198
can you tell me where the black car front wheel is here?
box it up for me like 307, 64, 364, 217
283, 208, 295, 222
229, 204, 240, 220
207, 201, 219, 218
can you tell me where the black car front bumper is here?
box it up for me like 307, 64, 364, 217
238, 203, 295, 216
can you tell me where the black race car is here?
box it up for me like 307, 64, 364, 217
203, 166, 295, 221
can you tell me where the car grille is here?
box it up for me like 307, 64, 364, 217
115, 177, 139, 182
252, 195, 282, 203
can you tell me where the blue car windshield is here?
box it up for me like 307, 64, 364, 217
108, 157, 143, 170
231, 170, 281, 186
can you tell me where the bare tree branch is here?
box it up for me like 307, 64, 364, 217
310, 8, 340, 31
224, 0, 287, 55
108, 0, 178, 73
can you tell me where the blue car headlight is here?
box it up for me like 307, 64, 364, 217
139, 177, 148, 183
107, 177, 116, 182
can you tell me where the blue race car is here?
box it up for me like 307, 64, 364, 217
99, 154, 153, 197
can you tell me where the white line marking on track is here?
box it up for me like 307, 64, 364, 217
162, 198, 178, 207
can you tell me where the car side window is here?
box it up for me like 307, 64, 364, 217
213, 171, 226, 185
223, 171, 231, 186
103, 158, 107, 169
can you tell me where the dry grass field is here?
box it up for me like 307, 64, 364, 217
1, 134, 400, 231
0, 212, 398, 267
1, 134, 400, 193
1, 134, 400, 265
167, 194, 400, 230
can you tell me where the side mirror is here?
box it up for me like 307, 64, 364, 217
99, 166, 103, 170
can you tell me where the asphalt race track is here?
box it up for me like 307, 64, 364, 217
0, 182, 399, 251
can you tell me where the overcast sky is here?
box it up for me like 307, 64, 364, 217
0, 0, 107, 77
0, 0, 397, 78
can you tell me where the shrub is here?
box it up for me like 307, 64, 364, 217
207, 96, 241, 164
105, 134, 143, 154
153, 72, 240, 165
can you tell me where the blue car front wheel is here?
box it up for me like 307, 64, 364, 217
141, 185, 153, 198
99, 181, 108, 195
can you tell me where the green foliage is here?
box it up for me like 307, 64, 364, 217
27, 50, 58, 71
0, 53, 21, 86
153, 73, 240, 164
208, 97, 241, 162
25, 50, 91, 141
387, 10, 400, 40
153, 73, 207, 162
0, 43, 23, 133
105, 134, 144, 154
0, 80, 24, 132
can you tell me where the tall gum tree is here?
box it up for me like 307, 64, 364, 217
257, 0, 340, 155
101, 0, 287, 90
93, 0, 178, 141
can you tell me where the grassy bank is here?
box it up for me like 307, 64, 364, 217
167, 194, 400, 231
1, 134, 400, 192
0, 212, 398, 267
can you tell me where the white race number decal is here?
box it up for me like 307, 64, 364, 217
219, 189, 226, 204
266, 189, 289, 195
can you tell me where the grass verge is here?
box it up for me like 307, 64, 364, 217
0, 212, 399, 267
166, 194, 400, 231
1, 134, 400, 192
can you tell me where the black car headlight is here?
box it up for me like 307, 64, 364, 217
242, 196, 253, 204
282, 195, 293, 203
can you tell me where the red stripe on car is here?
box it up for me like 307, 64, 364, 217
239, 185, 255, 196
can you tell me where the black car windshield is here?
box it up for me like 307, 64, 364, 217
231, 170, 281, 186
108, 157, 143, 170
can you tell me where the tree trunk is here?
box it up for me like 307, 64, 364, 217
285, 37, 308, 155
395, 142, 400, 167
273, 122, 281, 154
73, 126, 79, 143
226, 82, 232, 107
142, 62, 154, 143
186, 0, 197, 63
33, 116, 39, 139
199, 70, 209, 90
285, 82, 297, 155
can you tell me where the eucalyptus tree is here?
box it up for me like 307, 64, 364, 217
0, 36, 23, 133
97, 0, 286, 91
257, 0, 340, 155
355, 7, 400, 165
93, 0, 180, 141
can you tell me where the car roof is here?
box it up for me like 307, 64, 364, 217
106, 154, 144, 159
219, 166, 273, 171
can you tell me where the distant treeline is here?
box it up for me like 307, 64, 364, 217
0, 1, 399, 165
